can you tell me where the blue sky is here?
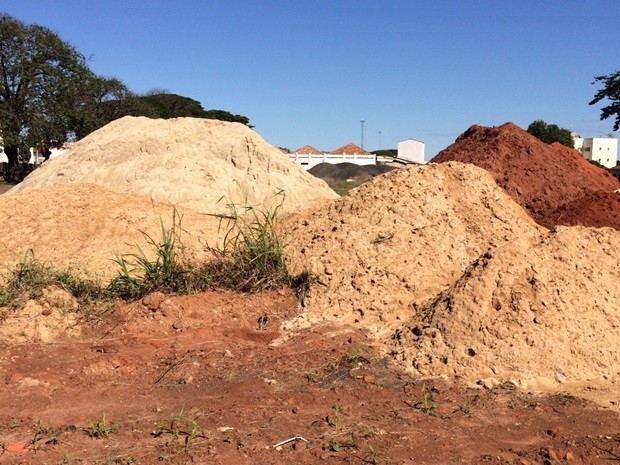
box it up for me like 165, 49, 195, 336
3, 1, 619, 158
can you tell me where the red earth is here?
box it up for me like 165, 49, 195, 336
431, 123, 620, 230
1, 288, 619, 464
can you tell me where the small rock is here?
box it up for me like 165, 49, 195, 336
363, 374, 376, 384
555, 370, 567, 384
547, 448, 560, 461
293, 440, 308, 451
224, 349, 233, 358
292, 406, 299, 414
565, 451, 575, 461
142, 292, 166, 311
41, 308, 53, 316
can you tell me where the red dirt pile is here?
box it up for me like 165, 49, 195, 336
431, 123, 620, 229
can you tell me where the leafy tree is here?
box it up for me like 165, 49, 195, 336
202, 109, 252, 127
0, 14, 130, 180
590, 70, 620, 131
526, 120, 574, 148
126, 91, 254, 127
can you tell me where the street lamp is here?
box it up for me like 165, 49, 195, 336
360, 119, 365, 149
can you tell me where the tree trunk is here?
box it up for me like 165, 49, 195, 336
4, 146, 19, 183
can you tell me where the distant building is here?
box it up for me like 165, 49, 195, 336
610, 165, 620, 182
396, 139, 425, 164
290, 143, 375, 170
573, 136, 618, 169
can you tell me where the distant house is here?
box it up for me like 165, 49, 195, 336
610, 165, 620, 182
290, 143, 376, 170
574, 136, 618, 169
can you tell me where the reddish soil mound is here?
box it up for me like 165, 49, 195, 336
549, 190, 620, 228
431, 123, 620, 229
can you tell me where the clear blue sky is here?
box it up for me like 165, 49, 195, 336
3, 1, 619, 158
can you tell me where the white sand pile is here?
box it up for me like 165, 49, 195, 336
283, 162, 544, 336
283, 162, 620, 405
7, 116, 338, 213
0, 184, 223, 282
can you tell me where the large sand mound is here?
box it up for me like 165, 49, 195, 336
283, 162, 544, 336
431, 123, 620, 229
0, 184, 223, 281
283, 161, 620, 404
7, 116, 338, 213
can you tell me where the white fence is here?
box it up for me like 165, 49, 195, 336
290, 153, 376, 170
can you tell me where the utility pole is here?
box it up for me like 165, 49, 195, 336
361, 119, 365, 149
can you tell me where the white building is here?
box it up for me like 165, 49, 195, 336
396, 139, 425, 164
573, 136, 618, 169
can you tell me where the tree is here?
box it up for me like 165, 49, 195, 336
0, 14, 129, 180
590, 70, 620, 131
526, 120, 574, 148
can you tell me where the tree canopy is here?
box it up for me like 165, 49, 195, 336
590, 70, 620, 132
526, 120, 574, 148
135, 92, 253, 127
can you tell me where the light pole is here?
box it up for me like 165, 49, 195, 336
360, 119, 365, 149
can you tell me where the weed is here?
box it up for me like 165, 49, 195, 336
152, 405, 208, 450
107, 210, 196, 298
85, 412, 114, 439
205, 192, 290, 293
327, 402, 342, 427
325, 441, 341, 452
0, 251, 107, 320
30, 421, 64, 451
461, 398, 474, 414
366, 442, 379, 464
344, 347, 371, 366
412, 385, 436, 414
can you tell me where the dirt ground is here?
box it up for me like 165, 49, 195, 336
1, 288, 619, 465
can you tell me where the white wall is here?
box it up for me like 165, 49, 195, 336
290, 153, 376, 170
397, 139, 425, 163
574, 137, 618, 169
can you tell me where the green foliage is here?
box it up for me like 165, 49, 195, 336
414, 386, 436, 414
371, 149, 397, 157
590, 70, 620, 131
85, 412, 114, 439
205, 193, 297, 293
29, 422, 64, 451
107, 210, 199, 299
132, 92, 253, 127
527, 120, 574, 148
152, 405, 208, 450
0, 251, 104, 313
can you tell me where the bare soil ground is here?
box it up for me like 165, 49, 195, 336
1, 288, 619, 465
